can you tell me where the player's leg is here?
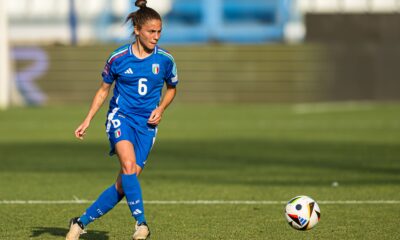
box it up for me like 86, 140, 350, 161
128, 127, 156, 240
116, 140, 150, 240
65, 172, 125, 240
66, 115, 130, 240
78, 113, 137, 226
113, 164, 149, 240
116, 140, 147, 224
66, 166, 143, 240
106, 114, 146, 225
70, 162, 144, 230
77, 179, 125, 226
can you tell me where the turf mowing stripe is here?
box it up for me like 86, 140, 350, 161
0, 200, 399, 205
293, 102, 374, 114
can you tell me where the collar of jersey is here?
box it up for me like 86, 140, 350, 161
129, 43, 157, 60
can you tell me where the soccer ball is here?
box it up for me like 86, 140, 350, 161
285, 195, 321, 230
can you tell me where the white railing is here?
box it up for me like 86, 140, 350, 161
7, 0, 127, 21
6, 0, 172, 44
298, 0, 400, 13
7, 0, 170, 21
8, 0, 400, 21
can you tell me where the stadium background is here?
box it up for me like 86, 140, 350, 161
5, 0, 400, 106
1, 0, 400, 239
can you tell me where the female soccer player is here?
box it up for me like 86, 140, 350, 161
66, 1, 178, 239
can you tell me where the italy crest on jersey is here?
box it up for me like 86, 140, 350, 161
114, 129, 121, 138
152, 64, 160, 75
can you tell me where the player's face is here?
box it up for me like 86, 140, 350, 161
135, 19, 162, 52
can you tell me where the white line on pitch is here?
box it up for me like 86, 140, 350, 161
0, 200, 399, 205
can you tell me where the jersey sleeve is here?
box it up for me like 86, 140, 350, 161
102, 60, 116, 84
164, 59, 178, 87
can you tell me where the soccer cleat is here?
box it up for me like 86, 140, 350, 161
132, 222, 150, 240
66, 217, 86, 240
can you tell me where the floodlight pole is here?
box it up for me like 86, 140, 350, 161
69, 0, 78, 45
0, 0, 11, 109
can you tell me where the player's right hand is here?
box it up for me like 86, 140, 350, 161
75, 121, 90, 140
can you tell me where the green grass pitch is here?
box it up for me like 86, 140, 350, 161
0, 102, 399, 239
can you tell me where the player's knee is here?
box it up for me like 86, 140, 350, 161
121, 161, 136, 175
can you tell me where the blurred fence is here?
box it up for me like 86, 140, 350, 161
8, 4, 400, 106
13, 42, 400, 105
306, 13, 400, 101
12, 12, 400, 105
8, 0, 298, 44
13, 44, 332, 104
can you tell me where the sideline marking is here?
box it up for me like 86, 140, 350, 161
0, 200, 399, 205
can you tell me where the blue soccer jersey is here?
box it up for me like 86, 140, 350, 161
102, 44, 178, 161
102, 44, 178, 122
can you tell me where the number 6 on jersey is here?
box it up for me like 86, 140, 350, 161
138, 78, 148, 96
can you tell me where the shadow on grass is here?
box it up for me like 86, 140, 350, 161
1, 140, 399, 186
31, 227, 109, 240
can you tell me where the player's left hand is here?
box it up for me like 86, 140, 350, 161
148, 107, 164, 125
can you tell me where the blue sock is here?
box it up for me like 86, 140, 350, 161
121, 173, 146, 224
79, 184, 124, 226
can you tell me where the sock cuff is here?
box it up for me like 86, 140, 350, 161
121, 173, 138, 185
121, 173, 137, 178
121, 173, 140, 191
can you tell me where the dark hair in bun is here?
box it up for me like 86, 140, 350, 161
135, 0, 147, 9
126, 0, 162, 32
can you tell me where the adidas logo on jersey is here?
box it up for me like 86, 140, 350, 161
124, 68, 133, 74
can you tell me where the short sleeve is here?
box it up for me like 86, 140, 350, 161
165, 59, 178, 86
102, 61, 116, 84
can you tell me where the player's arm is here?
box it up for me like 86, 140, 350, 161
75, 81, 112, 139
148, 85, 176, 125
